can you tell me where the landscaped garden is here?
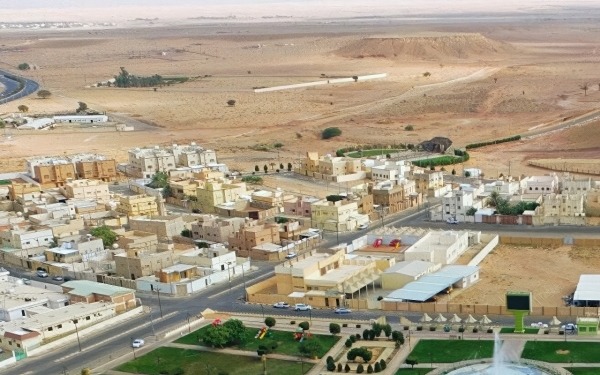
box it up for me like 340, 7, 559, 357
569, 368, 600, 375
395, 369, 433, 375
346, 149, 401, 158
116, 347, 311, 375
176, 320, 339, 358
521, 341, 600, 363
499, 327, 540, 334
409, 340, 494, 363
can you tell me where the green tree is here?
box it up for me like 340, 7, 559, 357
391, 331, 404, 345
181, 229, 192, 238
37, 90, 52, 99
287, 162, 292, 171
148, 172, 169, 188
254, 165, 259, 172
345, 339, 352, 348
77, 102, 88, 112
466, 206, 477, 216
372, 323, 383, 337
368, 329, 376, 340
161, 185, 172, 198
263, 165, 268, 173
264, 317, 276, 328
89, 225, 117, 247
465, 171, 471, 177
322, 127, 342, 139
327, 361, 336, 371
299, 321, 310, 331
347, 348, 373, 362
329, 323, 341, 335
18, 105, 29, 113
357, 364, 364, 373
406, 357, 419, 369
222, 319, 246, 344
379, 359, 386, 370
382, 324, 392, 338
488, 191, 501, 207
367, 364, 374, 373
362, 329, 369, 340
299, 338, 323, 358
337, 363, 343, 372
345, 363, 350, 372
374, 362, 381, 372
202, 325, 231, 348
452, 168, 456, 175
18, 63, 30, 70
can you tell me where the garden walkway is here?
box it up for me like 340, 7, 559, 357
166, 342, 319, 363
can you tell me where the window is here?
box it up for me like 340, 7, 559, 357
57, 324, 62, 329
47, 327, 53, 331
86, 316, 91, 320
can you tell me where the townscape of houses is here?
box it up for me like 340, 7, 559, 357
1, 142, 599, 366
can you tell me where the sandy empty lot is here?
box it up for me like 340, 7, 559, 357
448, 245, 600, 307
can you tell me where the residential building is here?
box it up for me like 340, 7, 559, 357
369, 160, 412, 182
251, 190, 295, 209
53, 115, 108, 123
534, 193, 586, 226
178, 245, 237, 271
191, 216, 245, 243
228, 221, 280, 253
214, 199, 278, 221
115, 194, 159, 217
311, 199, 369, 232
1, 228, 54, 250
442, 190, 475, 221
283, 196, 320, 218
116, 230, 159, 252
114, 250, 175, 280
196, 180, 247, 214
525, 174, 559, 194
129, 215, 186, 239
166, 142, 218, 167
483, 179, 520, 197
412, 170, 446, 197
381, 260, 440, 290
33, 163, 76, 188
295, 152, 366, 182
59, 179, 111, 202
61, 280, 136, 311
74, 158, 117, 181
404, 230, 477, 265
372, 180, 421, 214
44, 236, 105, 263
562, 175, 592, 195
128, 146, 176, 178
8, 181, 41, 202
168, 179, 203, 199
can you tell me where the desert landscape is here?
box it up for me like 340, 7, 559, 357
1, 14, 600, 177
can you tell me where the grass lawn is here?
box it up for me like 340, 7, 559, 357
176, 325, 339, 358
569, 368, 600, 375
410, 340, 494, 363
499, 327, 540, 334
0, 180, 11, 185
395, 369, 433, 375
521, 341, 600, 363
347, 149, 401, 158
116, 347, 311, 375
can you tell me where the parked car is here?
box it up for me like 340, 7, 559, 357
63, 276, 73, 282
273, 302, 290, 309
285, 252, 297, 259
294, 303, 312, 311
21, 278, 31, 285
446, 218, 459, 224
358, 224, 368, 230
561, 323, 577, 331
334, 307, 351, 314
132, 339, 145, 348
52, 275, 64, 281
37, 270, 48, 278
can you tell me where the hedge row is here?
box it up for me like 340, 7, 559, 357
412, 151, 469, 168
336, 143, 411, 157
466, 135, 521, 150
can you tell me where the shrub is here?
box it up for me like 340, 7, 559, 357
345, 339, 353, 348
392, 331, 404, 345
18, 63, 30, 70
473, 327, 479, 333
423, 72, 431, 77
379, 359, 387, 370
374, 362, 381, 372
274, 142, 283, 148
404, 125, 414, 131
242, 175, 263, 184
466, 135, 521, 150
264, 317, 276, 328
299, 321, 310, 331
452, 169, 456, 175
368, 329, 376, 341
382, 324, 392, 338
254, 165, 259, 172
376, 296, 383, 301
298, 338, 323, 358
325, 360, 335, 371
465, 171, 471, 177
347, 347, 373, 362
326, 356, 334, 364
181, 229, 192, 238
355, 333, 361, 340
406, 357, 419, 369
227, 99, 236, 106
345, 363, 351, 373
329, 323, 341, 335
430, 326, 436, 331
357, 364, 364, 373
287, 162, 292, 171
337, 363, 343, 372
322, 127, 342, 139
367, 364, 374, 373
296, 132, 302, 139
349, 335, 357, 343
372, 323, 383, 337
362, 329, 370, 340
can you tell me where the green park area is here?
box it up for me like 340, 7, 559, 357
521, 341, 600, 363
0, 180, 11, 185
395, 369, 433, 375
569, 368, 600, 375
346, 149, 401, 158
499, 327, 539, 334
116, 347, 310, 375
176, 323, 339, 357
409, 340, 494, 363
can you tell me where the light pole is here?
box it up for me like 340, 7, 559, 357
72, 318, 82, 352
149, 308, 156, 336
227, 261, 233, 295
186, 312, 191, 333
131, 337, 136, 359
156, 285, 163, 318
260, 304, 265, 318
241, 260, 248, 301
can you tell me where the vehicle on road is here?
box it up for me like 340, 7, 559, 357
63, 276, 73, 281
22, 278, 31, 285
132, 339, 145, 348
285, 252, 297, 259
294, 303, 312, 311
52, 275, 64, 281
334, 307, 351, 314
446, 218, 459, 224
273, 302, 290, 309
561, 323, 577, 331
37, 270, 48, 278
358, 224, 368, 230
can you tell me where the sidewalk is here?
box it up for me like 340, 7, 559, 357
306, 334, 350, 375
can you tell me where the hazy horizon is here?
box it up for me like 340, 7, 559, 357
3, 0, 600, 23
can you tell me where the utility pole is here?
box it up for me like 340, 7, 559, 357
72, 318, 82, 352
186, 312, 191, 333
157, 286, 163, 318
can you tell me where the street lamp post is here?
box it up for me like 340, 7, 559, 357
186, 312, 191, 333
149, 308, 156, 336
72, 318, 82, 352
156, 286, 163, 318
260, 304, 265, 318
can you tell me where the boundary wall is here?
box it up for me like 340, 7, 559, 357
254, 73, 387, 93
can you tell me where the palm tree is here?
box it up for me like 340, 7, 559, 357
488, 191, 501, 208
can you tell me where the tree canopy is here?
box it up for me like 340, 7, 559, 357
37, 90, 52, 99
299, 338, 323, 358
322, 127, 342, 140
148, 172, 169, 189
89, 225, 117, 247
114, 67, 164, 88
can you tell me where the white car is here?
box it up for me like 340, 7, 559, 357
285, 252, 297, 259
294, 303, 312, 311
132, 339, 145, 348
446, 218, 459, 224
37, 270, 48, 278
334, 307, 351, 314
273, 302, 290, 309
358, 224, 368, 230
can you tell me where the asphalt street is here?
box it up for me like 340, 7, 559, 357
0, 69, 39, 105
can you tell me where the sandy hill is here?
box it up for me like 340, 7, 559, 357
335, 33, 515, 61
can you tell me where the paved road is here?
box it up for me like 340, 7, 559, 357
0, 69, 39, 105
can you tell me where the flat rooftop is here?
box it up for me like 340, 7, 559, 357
384, 260, 435, 276
62, 280, 134, 297
0, 281, 67, 310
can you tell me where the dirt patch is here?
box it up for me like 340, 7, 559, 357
32, 38, 109, 49
556, 350, 570, 355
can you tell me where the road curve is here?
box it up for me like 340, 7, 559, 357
0, 69, 39, 105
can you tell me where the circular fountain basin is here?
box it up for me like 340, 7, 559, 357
446, 363, 549, 375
